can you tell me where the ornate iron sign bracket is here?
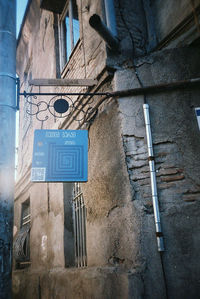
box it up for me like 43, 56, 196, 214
16, 76, 200, 123
16, 79, 112, 124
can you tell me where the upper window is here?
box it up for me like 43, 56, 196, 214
59, 0, 80, 70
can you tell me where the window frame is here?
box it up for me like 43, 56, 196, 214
58, 0, 80, 72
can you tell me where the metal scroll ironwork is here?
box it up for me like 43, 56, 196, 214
20, 91, 111, 125
25, 94, 75, 122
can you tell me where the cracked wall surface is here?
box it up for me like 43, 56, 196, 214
115, 46, 200, 299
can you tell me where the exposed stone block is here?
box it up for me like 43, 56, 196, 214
182, 192, 200, 202
160, 174, 185, 183
130, 172, 150, 182
127, 159, 148, 169
156, 168, 179, 176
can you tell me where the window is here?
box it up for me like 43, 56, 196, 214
13, 199, 31, 269
21, 199, 31, 229
73, 183, 87, 267
59, 0, 80, 70
63, 182, 87, 268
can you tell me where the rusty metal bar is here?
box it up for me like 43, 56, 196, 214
29, 78, 98, 87
76, 77, 200, 129
20, 77, 200, 98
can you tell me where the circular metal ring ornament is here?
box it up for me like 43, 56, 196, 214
53, 98, 69, 113
23, 92, 98, 124
48, 95, 74, 118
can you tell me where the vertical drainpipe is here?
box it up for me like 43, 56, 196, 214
0, 0, 16, 298
104, 0, 118, 37
143, 104, 164, 252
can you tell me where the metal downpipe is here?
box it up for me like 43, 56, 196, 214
0, 1, 16, 298
89, 14, 119, 51
143, 104, 164, 252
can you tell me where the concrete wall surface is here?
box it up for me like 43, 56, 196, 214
152, 0, 199, 42
115, 46, 200, 299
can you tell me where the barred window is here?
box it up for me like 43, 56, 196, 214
13, 199, 31, 269
73, 183, 87, 267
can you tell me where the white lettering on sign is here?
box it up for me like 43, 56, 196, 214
62, 132, 76, 138
44, 131, 77, 138
45, 131, 60, 138
64, 141, 75, 145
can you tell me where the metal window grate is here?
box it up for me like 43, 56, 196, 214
14, 199, 31, 268
73, 183, 87, 267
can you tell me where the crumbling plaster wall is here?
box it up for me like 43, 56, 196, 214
82, 100, 140, 269
114, 45, 200, 298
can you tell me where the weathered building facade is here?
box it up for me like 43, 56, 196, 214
13, 0, 200, 298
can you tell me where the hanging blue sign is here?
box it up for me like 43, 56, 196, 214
31, 130, 88, 182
